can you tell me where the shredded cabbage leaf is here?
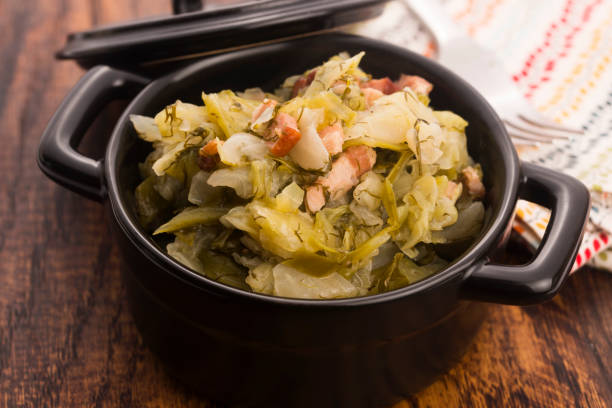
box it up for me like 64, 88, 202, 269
202, 90, 260, 138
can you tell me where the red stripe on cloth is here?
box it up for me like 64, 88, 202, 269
513, 0, 575, 83
524, 0, 603, 98
594, 238, 601, 251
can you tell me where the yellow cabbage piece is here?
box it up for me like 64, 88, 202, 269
437, 128, 470, 172
273, 182, 304, 212
221, 199, 317, 259
250, 201, 317, 258
188, 171, 223, 206
244, 261, 362, 299
203, 159, 284, 202
202, 90, 260, 138
270, 262, 361, 299
393, 175, 461, 255
153, 101, 219, 137
279, 91, 356, 128
349, 201, 384, 227
432, 200, 484, 242
134, 175, 170, 230
217, 132, 269, 166
375, 253, 447, 292
130, 114, 162, 142
130, 101, 222, 176
434, 110, 469, 131
343, 137, 412, 152
245, 263, 275, 294
154, 207, 227, 235
347, 226, 393, 267
353, 171, 385, 211
335, 79, 367, 111
289, 108, 330, 170
345, 90, 436, 145
303, 52, 365, 97
312, 206, 349, 253
207, 166, 253, 198
409, 120, 444, 166
167, 230, 249, 290
220, 206, 258, 236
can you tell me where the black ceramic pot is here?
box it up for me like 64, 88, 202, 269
38, 33, 590, 408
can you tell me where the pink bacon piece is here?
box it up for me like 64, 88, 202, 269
362, 87, 384, 107
291, 69, 318, 98
461, 166, 485, 198
360, 77, 395, 95
318, 123, 344, 155
305, 184, 326, 213
393, 74, 433, 95
268, 112, 302, 157
198, 139, 224, 171
251, 98, 278, 123
200, 138, 223, 156
317, 145, 377, 203
360, 74, 433, 98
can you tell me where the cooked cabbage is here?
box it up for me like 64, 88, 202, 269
280, 91, 356, 128
132, 52, 486, 299
154, 207, 227, 235
167, 229, 249, 290
289, 108, 330, 170
188, 171, 223, 206
202, 90, 260, 138
303, 52, 365, 98
353, 171, 384, 211
130, 101, 222, 176
207, 166, 253, 199
217, 133, 269, 166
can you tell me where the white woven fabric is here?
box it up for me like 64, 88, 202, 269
345, 0, 612, 271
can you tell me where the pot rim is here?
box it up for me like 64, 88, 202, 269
105, 32, 519, 308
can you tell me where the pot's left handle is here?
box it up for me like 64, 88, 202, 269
37, 66, 150, 201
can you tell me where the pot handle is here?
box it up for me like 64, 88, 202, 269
37, 66, 150, 201
462, 162, 590, 305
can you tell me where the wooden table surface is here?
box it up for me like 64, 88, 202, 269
1, 1, 611, 406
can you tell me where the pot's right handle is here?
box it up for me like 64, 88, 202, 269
37, 66, 149, 201
462, 163, 590, 305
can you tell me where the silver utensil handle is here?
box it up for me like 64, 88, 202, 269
403, 0, 463, 46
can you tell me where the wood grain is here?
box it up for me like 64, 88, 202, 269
0, 1, 611, 407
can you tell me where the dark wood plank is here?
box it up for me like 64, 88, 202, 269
0, 1, 610, 407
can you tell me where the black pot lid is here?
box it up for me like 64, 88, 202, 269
57, 0, 390, 70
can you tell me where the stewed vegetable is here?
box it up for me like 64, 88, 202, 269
131, 52, 486, 299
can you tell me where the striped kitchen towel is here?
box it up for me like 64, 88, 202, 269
347, 0, 612, 272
